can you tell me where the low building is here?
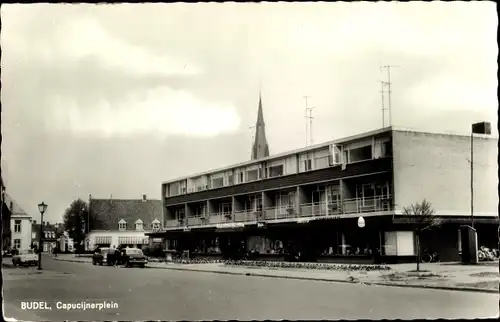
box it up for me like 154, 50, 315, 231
3, 193, 33, 251
150, 126, 497, 263
32, 221, 59, 253
58, 231, 74, 253
85, 195, 163, 251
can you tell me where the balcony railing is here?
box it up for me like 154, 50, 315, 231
164, 196, 392, 229
234, 210, 258, 223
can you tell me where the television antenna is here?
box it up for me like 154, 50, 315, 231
380, 64, 401, 126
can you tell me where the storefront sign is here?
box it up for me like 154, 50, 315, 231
216, 223, 245, 229
297, 218, 310, 224
183, 226, 191, 232
257, 222, 267, 228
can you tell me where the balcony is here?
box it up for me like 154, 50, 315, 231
234, 210, 258, 223
163, 196, 392, 230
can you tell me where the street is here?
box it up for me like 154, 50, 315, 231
3, 255, 498, 321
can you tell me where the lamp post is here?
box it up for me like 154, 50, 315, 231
37, 202, 48, 270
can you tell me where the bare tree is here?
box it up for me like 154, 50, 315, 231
402, 199, 441, 272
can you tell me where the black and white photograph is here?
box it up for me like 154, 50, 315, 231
0, 2, 498, 321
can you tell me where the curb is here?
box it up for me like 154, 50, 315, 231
53, 258, 499, 294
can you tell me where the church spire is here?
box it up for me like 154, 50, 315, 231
251, 92, 270, 160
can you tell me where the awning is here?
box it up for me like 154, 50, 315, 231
118, 237, 147, 245
95, 236, 112, 244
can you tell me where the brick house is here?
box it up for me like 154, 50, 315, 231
85, 195, 163, 251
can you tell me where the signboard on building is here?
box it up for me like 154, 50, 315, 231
257, 222, 267, 229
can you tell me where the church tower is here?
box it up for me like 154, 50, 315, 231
251, 93, 270, 160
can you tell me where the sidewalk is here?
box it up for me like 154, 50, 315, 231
53, 255, 499, 293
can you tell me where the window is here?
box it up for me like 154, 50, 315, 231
118, 220, 127, 231
44, 231, 48, 238
218, 203, 231, 215
135, 220, 143, 231
343, 150, 349, 164
14, 239, 21, 249
268, 164, 284, 178
14, 220, 21, 233
32, 232, 36, 239
239, 172, 244, 183
212, 177, 224, 189
349, 145, 372, 163
303, 159, 312, 171
228, 173, 233, 185
382, 141, 392, 157
330, 145, 341, 165
314, 156, 329, 169
246, 169, 259, 181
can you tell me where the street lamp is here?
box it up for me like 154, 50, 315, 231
37, 202, 48, 270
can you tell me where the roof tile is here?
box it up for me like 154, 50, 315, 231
89, 198, 162, 231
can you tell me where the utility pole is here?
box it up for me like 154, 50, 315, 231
303, 96, 311, 146
380, 65, 400, 126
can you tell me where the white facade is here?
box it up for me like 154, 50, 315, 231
392, 130, 498, 217
86, 230, 151, 250
58, 232, 74, 252
11, 215, 32, 251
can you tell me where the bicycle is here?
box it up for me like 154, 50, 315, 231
421, 249, 440, 263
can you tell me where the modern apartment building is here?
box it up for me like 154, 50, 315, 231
150, 125, 497, 263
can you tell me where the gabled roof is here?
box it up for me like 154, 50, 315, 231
89, 198, 162, 231
3, 193, 30, 217
135, 219, 143, 224
118, 219, 127, 224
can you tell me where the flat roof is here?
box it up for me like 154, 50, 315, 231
162, 126, 392, 184
162, 125, 498, 185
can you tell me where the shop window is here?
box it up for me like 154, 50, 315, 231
246, 236, 284, 254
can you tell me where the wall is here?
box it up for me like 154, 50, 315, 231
11, 216, 32, 250
393, 130, 498, 216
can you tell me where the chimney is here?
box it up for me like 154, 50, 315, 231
142, 194, 147, 202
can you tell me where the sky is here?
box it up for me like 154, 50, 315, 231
1, 2, 498, 223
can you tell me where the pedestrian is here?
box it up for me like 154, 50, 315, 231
114, 246, 121, 267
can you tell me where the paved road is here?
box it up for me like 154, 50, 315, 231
3, 255, 498, 321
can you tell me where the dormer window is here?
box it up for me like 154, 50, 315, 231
118, 219, 127, 231
44, 231, 48, 238
151, 219, 161, 231
135, 219, 144, 231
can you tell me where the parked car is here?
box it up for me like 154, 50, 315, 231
92, 248, 114, 266
12, 249, 38, 266
122, 248, 148, 268
3, 249, 14, 257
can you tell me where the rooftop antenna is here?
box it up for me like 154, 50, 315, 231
380, 80, 388, 127
380, 65, 401, 126
306, 106, 316, 146
303, 95, 312, 146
